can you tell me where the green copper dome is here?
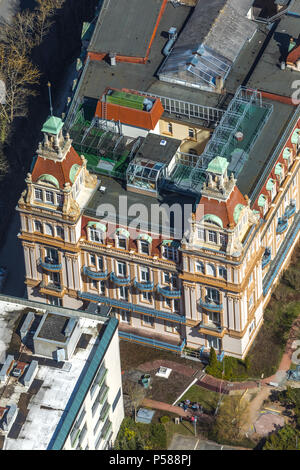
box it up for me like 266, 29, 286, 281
42, 116, 64, 135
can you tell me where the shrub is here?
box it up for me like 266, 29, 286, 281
160, 415, 170, 424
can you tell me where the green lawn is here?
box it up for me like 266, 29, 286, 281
180, 385, 219, 414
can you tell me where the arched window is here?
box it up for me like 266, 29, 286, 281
44, 223, 54, 236
34, 220, 42, 233
56, 226, 64, 239
206, 264, 216, 276
219, 266, 227, 280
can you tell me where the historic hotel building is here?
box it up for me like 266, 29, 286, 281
16, 0, 300, 360
17, 91, 300, 360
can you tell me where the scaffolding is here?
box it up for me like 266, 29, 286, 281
165, 87, 273, 193
69, 112, 138, 179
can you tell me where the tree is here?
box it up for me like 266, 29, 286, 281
34, 0, 66, 45
0, 48, 40, 142
213, 395, 249, 443
123, 381, 146, 422
263, 425, 300, 450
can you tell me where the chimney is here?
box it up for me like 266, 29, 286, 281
109, 52, 117, 66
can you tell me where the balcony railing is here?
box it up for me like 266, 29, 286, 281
157, 285, 181, 299
134, 279, 155, 292
40, 281, 64, 293
119, 331, 186, 353
198, 322, 224, 334
110, 272, 131, 286
284, 202, 296, 219
199, 298, 223, 312
77, 291, 186, 323
262, 248, 271, 269
83, 266, 108, 280
39, 258, 62, 272
276, 217, 288, 234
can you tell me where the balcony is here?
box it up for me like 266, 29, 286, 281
198, 322, 226, 338
110, 272, 132, 286
39, 281, 65, 296
39, 257, 62, 272
262, 248, 271, 269
157, 285, 181, 299
199, 298, 223, 312
284, 202, 296, 219
77, 291, 186, 323
119, 328, 186, 353
276, 217, 288, 234
134, 279, 155, 292
83, 266, 108, 280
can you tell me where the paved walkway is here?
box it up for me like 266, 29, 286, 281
138, 315, 300, 396
141, 397, 213, 424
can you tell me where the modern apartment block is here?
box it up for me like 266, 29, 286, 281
17, 0, 300, 359
0, 295, 124, 450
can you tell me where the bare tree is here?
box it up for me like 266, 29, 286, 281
34, 0, 66, 45
124, 381, 146, 422
0, 47, 40, 142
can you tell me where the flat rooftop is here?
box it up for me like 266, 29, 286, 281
0, 299, 108, 450
136, 134, 181, 164
88, 0, 166, 58
84, 175, 197, 237
247, 14, 300, 97
72, 2, 300, 203
37, 312, 75, 343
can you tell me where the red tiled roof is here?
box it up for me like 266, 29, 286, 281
32, 146, 82, 189
95, 88, 164, 130
196, 186, 248, 228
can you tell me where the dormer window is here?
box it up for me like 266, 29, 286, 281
45, 191, 54, 204
35, 189, 43, 201
197, 228, 205, 241
208, 230, 217, 243
57, 194, 64, 207
161, 241, 179, 262
266, 178, 276, 201
115, 228, 130, 250
137, 234, 152, 255
117, 236, 127, 250
87, 221, 106, 244
90, 228, 103, 243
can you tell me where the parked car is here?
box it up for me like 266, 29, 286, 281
0, 266, 8, 292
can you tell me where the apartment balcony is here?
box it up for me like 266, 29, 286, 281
39, 257, 62, 273
39, 281, 66, 297
284, 201, 296, 219
262, 248, 271, 269
199, 298, 223, 312
118, 323, 186, 353
263, 211, 300, 296
110, 272, 132, 286
134, 279, 155, 292
83, 266, 109, 280
77, 291, 186, 323
157, 285, 181, 299
198, 322, 226, 338
276, 217, 288, 234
